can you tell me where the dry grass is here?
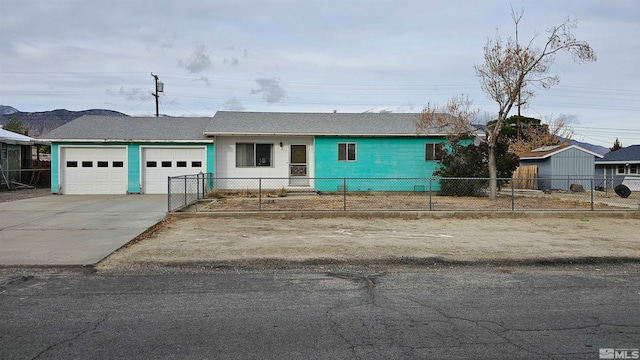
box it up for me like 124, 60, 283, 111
189, 191, 637, 212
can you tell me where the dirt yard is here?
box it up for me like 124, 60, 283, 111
185, 190, 640, 212
97, 213, 640, 270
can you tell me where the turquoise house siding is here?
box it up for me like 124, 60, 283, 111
314, 137, 446, 191
127, 143, 141, 193
206, 143, 215, 174
51, 143, 59, 193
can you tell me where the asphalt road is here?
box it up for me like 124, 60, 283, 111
1, 265, 639, 360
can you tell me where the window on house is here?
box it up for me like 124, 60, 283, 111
338, 143, 356, 161
66, 161, 78, 167
146, 161, 157, 168
236, 143, 273, 167
113, 161, 124, 167
256, 144, 272, 166
176, 161, 187, 168
191, 161, 202, 168
82, 161, 93, 167
630, 165, 638, 174
162, 161, 172, 167
97, 161, 108, 168
617, 165, 626, 174
426, 143, 445, 162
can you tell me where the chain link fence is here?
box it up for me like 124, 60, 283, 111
169, 176, 640, 212
168, 173, 214, 212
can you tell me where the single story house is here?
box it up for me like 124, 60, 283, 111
0, 126, 48, 189
595, 145, 640, 191
42, 111, 464, 194
518, 143, 603, 191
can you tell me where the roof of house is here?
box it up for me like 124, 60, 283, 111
519, 143, 603, 160
0, 127, 47, 145
41, 116, 213, 142
595, 145, 640, 164
41, 112, 474, 142
205, 111, 458, 136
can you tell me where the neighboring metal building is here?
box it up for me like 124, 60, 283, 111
518, 144, 603, 191
0, 126, 49, 189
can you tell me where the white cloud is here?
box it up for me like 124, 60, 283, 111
223, 97, 245, 111
106, 87, 149, 102
179, 45, 212, 73
250, 78, 287, 105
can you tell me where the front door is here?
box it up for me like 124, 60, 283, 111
289, 145, 309, 186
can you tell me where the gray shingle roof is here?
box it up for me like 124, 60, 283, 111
42, 116, 212, 141
595, 145, 640, 163
42, 112, 468, 142
519, 143, 603, 160
205, 111, 456, 136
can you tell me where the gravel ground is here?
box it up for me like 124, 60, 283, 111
0, 188, 51, 203
97, 213, 640, 271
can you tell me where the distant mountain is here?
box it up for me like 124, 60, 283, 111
567, 138, 609, 156
0, 107, 127, 136
0, 105, 19, 115
363, 106, 413, 113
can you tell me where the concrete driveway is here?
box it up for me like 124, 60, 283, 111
0, 195, 167, 266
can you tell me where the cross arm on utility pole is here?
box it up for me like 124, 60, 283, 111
151, 73, 163, 117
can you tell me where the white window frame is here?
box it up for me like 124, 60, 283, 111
616, 165, 626, 175
630, 164, 638, 175
426, 143, 445, 162
235, 143, 273, 168
338, 143, 357, 162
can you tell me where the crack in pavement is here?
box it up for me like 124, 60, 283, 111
323, 271, 390, 359
325, 271, 384, 303
31, 316, 108, 360
404, 295, 554, 359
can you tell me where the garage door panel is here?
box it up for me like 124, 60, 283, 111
61, 147, 127, 195
142, 147, 206, 194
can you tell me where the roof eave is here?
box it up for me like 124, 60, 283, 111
203, 132, 450, 137
596, 160, 640, 164
44, 138, 213, 143
0, 139, 49, 146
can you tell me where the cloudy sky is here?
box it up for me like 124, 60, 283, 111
1, 0, 639, 147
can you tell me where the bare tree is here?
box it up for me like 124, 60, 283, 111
415, 94, 479, 143
475, 8, 596, 201
508, 115, 574, 155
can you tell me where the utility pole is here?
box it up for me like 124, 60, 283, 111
151, 73, 164, 117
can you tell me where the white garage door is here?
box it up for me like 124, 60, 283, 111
142, 147, 206, 194
61, 147, 127, 194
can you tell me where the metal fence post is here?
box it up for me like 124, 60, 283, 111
511, 178, 515, 211
343, 178, 347, 211
184, 176, 187, 208
197, 173, 201, 201
259, 178, 262, 211
167, 176, 171, 212
201, 173, 205, 198
429, 178, 433, 211
590, 178, 594, 211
